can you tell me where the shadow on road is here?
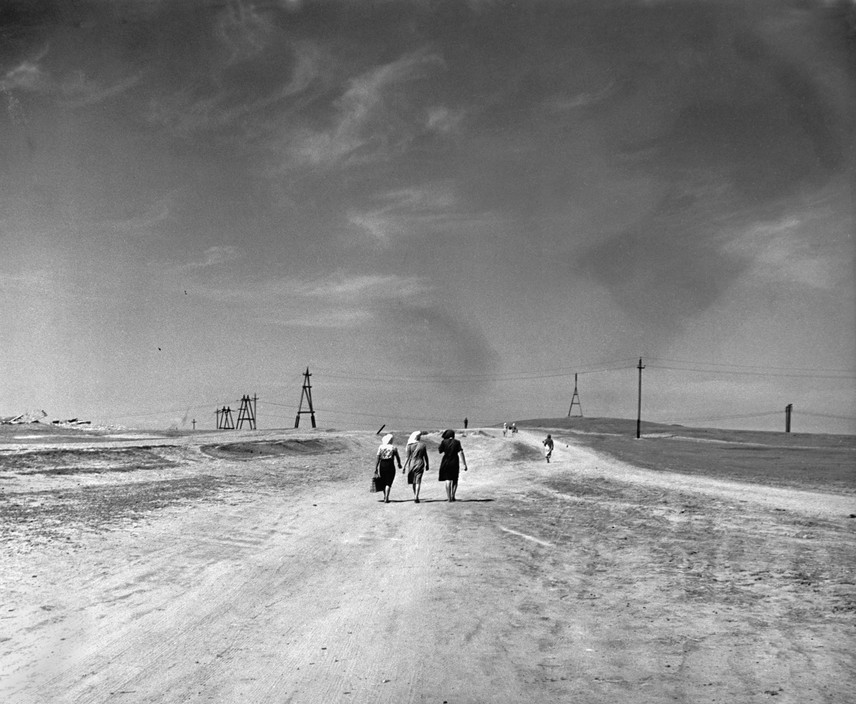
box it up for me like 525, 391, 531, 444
374, 498, 496, 504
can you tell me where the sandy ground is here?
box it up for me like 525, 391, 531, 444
1, 428, 855, 703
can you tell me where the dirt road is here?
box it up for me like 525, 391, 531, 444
2, 428, 854, 703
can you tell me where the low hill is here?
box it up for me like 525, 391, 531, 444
515, 417, 856, 495
515, 416, 856, 448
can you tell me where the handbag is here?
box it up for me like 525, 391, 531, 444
370, 473, 383, 493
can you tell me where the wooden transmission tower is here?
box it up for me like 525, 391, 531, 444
567, 373, 583, 417
294, 368, 317, 428
217, 405, 235, 429
236, 394, 258, 430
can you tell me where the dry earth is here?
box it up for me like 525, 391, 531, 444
1, 426, 855, 703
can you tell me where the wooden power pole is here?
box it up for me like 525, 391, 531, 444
236, 394, 257, 430
785, 403, 793, 433
294, 368, 317, 428
636, 358, 645, 439
567, 373, 583, 417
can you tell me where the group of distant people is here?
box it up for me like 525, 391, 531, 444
373, 423, 559, 503
374, 429, 467, 504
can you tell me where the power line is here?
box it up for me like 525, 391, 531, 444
647, 357, 855, 374
659, 410, 783, 424
312, 359, 638, 384
646, 364, 856, 380
796, 410, 856, 421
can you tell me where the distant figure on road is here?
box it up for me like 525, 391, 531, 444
464, 417, 468, 431
503, 422, 508, 437
375, 433, 401, 504
511, 422, 517, 434
403, 431, 429, 504
438, 429, 467, 502
543, 434, 554, 463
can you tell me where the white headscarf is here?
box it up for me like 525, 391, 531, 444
381, 433, 394, 446
406, 430, 422, 446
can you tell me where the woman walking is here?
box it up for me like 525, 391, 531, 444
543, 434, 554, 463
375, 433, 401, 503
403, 431, 429, 503
438, 429, 467, 502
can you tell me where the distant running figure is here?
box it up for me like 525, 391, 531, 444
438, 429, 467, 501
511, 422, 517, 434
375, 433, 401, 504
502, 422, 508, 437
403, 430, 429, 503
543, 434, 554, 463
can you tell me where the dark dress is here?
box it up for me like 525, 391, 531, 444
376, 444, 400, 487
438, 438, 462, 482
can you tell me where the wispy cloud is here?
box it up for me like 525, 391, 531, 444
347, 183, 466, 243
186, 269, 431, 332
60, 72, 143, 107
214, 1, 275, 65
192, 270, 427, 307
180, 245, 243, 271
289, 50, 446, 166
1, 57, 141, 107
146, 40, 324, 137
271, 309, 374, 329
725, 216, 841, 290
547, 81, 616, 111
96, 199, 172, 237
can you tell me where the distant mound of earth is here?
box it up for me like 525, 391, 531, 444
201, 437, 351, 460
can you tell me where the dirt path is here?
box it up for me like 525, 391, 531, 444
2, 429, 854, 703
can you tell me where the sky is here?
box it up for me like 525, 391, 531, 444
1, 0, 855, 434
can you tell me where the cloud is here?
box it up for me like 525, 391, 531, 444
146, 40, 324, 138
1, 57, 141, 107
98, 199, 172, 237
303, 273, 427, 300
181, 246, 242, 271
381, 303, 500, 383
1, 61, 50, 92
576, 195, 750, 335
272, 309, 374, 329
60, 72, 142, 107
724, 216, 842, 290
214, 1, 275, 65
191, 269, 428, 314
347, 183, 461, 243
547, 82, 616, 111
289, 50, 446, 166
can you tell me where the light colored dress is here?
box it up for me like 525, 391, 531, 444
405, 441, 428, 483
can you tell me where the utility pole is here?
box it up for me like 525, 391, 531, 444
567, 373, 583, 417
294, 368, 317, 428
219, 406, 235, 430
785, 403, 793, 433
236, 394, 257, 430
636, 358, 645, 439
